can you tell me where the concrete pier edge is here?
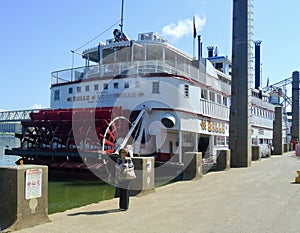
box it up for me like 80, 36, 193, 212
10, 151, 300, 233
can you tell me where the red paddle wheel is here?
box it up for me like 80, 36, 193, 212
10, 106, 140, 176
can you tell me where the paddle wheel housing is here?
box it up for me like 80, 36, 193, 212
9, 107, 140, 175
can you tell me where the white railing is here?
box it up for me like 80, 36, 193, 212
0, 109, 43, 122
251, 115, 273, 129
200, 99, 230, 121
51, 60, 231, 95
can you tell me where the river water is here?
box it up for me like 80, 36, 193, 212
0, 133, 115, 214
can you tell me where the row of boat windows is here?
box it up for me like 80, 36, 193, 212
214, 136, 229, 146
214, 136, 272, 147
251, 90, 270, 102
69, 82, 130, 94
53, 82, 228, 107
251, 107, 275, 120
179, 84, 229, 107
200, 89, 229, 107
54, 81, 153, 100
252, 138, 272, 145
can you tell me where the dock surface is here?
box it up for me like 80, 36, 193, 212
14, 152, 300, 233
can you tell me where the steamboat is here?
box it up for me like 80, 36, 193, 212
5, 25, 288, 177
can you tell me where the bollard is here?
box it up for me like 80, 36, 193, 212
251, 146, 261, 161
295, 170, 300, 183
130, 157, 155, 196
216, 150, 231, 171
0, 165, 50, 232
182, 152, 202, 180
283, 144, 288, 153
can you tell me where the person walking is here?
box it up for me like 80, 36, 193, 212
115, 148, 136, 210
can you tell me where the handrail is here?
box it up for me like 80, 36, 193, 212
0, 109, 45, 122
51, 60, 231, 95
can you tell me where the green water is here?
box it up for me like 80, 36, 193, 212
1, 134, 116, 214
1, 134, 180, 214
48, 179, 116, 214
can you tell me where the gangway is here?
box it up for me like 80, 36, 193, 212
0, 109, 45, 123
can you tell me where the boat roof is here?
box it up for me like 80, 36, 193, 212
82, 32, 193, 64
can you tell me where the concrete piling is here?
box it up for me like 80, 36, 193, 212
182, 152, 202, 180
131, 157, 155, 196
0, 165, 50, 232
216, 150, 231, 171
252, 146, 261, 161
273, 106, 284, 155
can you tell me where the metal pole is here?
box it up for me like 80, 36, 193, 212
120, 0, 124, 33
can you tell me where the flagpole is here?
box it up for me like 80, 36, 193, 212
193, 16, 196, 59
120, 0, 124, 34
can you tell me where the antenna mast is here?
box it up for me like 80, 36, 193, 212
120, 0, 124, 33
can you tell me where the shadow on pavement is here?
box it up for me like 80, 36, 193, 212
67, 208, 122, 216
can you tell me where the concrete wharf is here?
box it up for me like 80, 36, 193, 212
13, 152, 300, 233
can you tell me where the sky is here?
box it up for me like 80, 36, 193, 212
0, 0, 299, 110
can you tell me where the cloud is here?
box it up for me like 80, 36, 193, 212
162, 15, 206, 41
31, 104, 46, 109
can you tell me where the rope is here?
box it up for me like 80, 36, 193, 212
74, 20, 121, 52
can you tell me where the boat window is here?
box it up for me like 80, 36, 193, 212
85, 85, 90, 92
209, 91, 215, 102
132, 44, 144, 61
146, 44, 163, 60
68, 88, 73, 94
103, 83, 108, 90
201, 89, 208, 99
226, 137, 229, 146
152, 81, 160, 94
54, 90, 60, 101
217, 94, 222, 104
260, 139, 263, 144
114, 83, 119, 89
94, 84, 99, 91
169, 141, 173, 156
116, 46, 131, 62
77, 86, 81, 93
223, 96, 227, 106
214, 135, 226, 146
215, 62, 223, 71
184, 84, 189, 98
252, 138, 258, 145
124, 82, 129, 88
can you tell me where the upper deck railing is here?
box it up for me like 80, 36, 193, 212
51, 60, 231, 95
200, 99, 230, 121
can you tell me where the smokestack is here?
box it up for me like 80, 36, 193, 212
207, 46, 214, 58
254, 40, 262, 90
198, 35, 201, 60
201, 42, 203, 58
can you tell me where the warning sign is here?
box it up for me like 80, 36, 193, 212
146, 160, 152, 173
25, 169, 42, 200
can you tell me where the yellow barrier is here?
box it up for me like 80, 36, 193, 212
295, 170, 300, 183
